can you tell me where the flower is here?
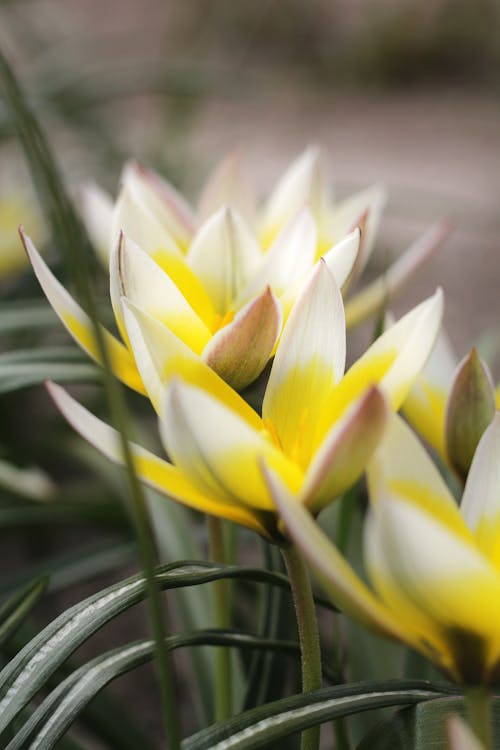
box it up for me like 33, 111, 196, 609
47, 261, 443, 541
269, 410, 500, 685
0, 189, 42, 280
23, 148, 449, 395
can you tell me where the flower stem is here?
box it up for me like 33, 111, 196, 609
282, 544, 322, 750
207, 515, 232, 721
465, 686, 492, 749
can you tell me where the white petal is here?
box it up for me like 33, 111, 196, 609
161, 380, 303, 510
321, 228, 361, 290
198, 151, 256, 225
78, 181, 113, 266
263, 261, 346, 468
188, 206, 262, 316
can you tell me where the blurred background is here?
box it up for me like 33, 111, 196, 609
0, 1, 499, 747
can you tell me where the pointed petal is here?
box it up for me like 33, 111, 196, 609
47, 382, 267, 534
78, 181, 113, 266
367, 413, 469, 537
198, 150, 256, 225
322, 228, 361, 291
202, 287, 282, 390
262, 463, 409, 641
461, 413, 500, 563
235, 208, 316, 310
111, 233, 211, 355
112, 184, 214, 324
161, 380, 303, 511
319, 289, 444, 444
303, 386, 388, 513
263, 261, 346, 469
121, 161, 195, 250
262, 146, 330, 246
345, 219, 452, 329
188, 206, 262, 316
402, 329, 456, 459
369, 494, 500, 680
329, 185, 386, 274
21, 229, 144, 394
122, 299, 261, 430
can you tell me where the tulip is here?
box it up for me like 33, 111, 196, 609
269, 410, 500, 687
47, 261, 443, 541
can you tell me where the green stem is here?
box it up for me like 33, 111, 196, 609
0, 49, 180, 749
282, 544, 322, 750
465, 686, 492, 749
207, 515, 232, 721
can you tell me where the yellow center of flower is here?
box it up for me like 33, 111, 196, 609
210, 308, 235, 334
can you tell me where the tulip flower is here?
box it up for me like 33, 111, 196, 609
269, 409, 500, 687
46, 260, 443, 541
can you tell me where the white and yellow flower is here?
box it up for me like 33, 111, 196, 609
47, 261, 443, 540
270, 409, 500, 684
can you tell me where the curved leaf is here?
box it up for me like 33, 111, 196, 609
183, 680, 456, 750
0, 577, 48, 646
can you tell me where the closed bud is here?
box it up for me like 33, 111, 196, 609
445, 348, 495, 481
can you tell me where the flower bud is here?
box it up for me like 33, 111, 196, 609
445, 348, 495, 480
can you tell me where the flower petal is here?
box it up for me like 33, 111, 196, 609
367, 413, 469, 537
235, 208, 316, 310
345, 219, 451, 329
303, 386, 388, 513
367, 494, 500, 681
262, 463, 408, 641
187, 206, 262, 316
198, 150, 256, 225
78, 181, 113, 266
202, 287, 282, 390
21, 229, 145, 394
317, 289, 444, 446
329, 185, 386, 275
262, 146, 330, 246
461, 413, 500, 563
321, 228, 361, 291
161, 380, 303, 511
447, 715, 484, 750
402, 329, 456, 459
121, 161, 195, 250
111, 233, 211, 355
46, 382, 268, 535
263, 261, 346, 469
112, 183, 214, 324
121, 299, 261, 430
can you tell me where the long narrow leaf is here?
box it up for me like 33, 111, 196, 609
8, 630, 299, 750
0, 560, 311, 735
183, 681, 457, 750
0, 577, 48, 646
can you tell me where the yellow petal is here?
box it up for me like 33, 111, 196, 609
187, 206, 262, 316
21, 229, 145, 394
263, 261, 346, 469
111, 233, 211, 355
122, 300, 261, 430
47, 382, 268, 535
202, 287, 282, 391
161, 380, 304, 511
303, 386, 388, 513
461, 413, 500, 566
198, 150, 256, 226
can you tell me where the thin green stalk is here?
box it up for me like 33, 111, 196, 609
282, 544, 322, 750
0, 48, 180, 749
465, 686, 492, 750
207, 515, 232, 721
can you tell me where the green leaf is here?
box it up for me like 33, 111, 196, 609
8, 630, 299, 750
0, 560, 304, 736
0, 577, 48, 646
183, 681, 456, 750
0, 301, 57, 334
356, 696, 500, 749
